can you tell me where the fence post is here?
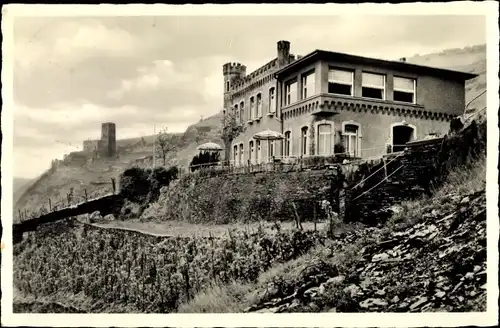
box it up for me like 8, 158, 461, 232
111, 178, 116, 193
313, 200, 317, 231
18, 209, 22, 220
84, 189, 88, 201
48, 199, 52, 211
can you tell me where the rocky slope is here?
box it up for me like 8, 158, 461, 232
244, 187, 486, 313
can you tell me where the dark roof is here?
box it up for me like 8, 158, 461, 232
274, 49, 478, 81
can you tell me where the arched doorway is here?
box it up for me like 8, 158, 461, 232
392, 124, 416, 152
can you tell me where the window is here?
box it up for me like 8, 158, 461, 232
285, 80, 298, 105
301, 127, 308, 156
239, 144, 244, 165
250, 96, 256, 119
284, 131, 291, 157
362, 72, 385, 100
317, 124, 332, 156
328, 69, 353, 96
301, 71, 316, 99
234, 104, 239, 123
256, 140, 261, 163
256, 93, 262, 118
343, 124, 360, 157
268, 140, 275, 160
233, 145, 238, 164
226, 81, 230, 92
249, 140, 255, 164
393, 77, 416, 103
269, 88, 276, 113
239, 101, 245, 122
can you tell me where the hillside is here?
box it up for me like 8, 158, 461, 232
405, 44, 487, 113
13, 44, 486, 219
13, 177, 35, 205
12, 135, 487, 313
13, 114, 223, 220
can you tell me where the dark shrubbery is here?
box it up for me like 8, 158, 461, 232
189, 151, 220, 172
119, 166, 179, 204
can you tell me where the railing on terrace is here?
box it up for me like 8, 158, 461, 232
183, 145, 393, 178
15, 178, 118, 223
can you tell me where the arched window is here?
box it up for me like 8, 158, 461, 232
301, 126, 308, 156
343, 123, 361, 157
317, 124, 333, 156
256, 93, 262, 118
391, 123, 416, 152
250, 96, 255, 119
233, 145, 238, 165
234, 104, 239, 123
249, 140, 255, 164
267, 140, 275, 161
284, 131, 291, 157
269, 87, 276, 113
240, 101, 245, 123
239, 143, 244, 165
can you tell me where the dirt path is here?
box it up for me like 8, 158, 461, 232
92, 219, 328, 238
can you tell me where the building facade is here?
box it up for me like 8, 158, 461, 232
224, 41, 477, 165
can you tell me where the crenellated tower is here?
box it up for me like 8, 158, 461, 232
223, 62, 247, 113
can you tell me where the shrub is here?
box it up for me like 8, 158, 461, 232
189, 151, 221, 172
119, 166, 179, 208
119, 167, 151, 203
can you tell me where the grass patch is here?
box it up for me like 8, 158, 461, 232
177, 281, 254, 313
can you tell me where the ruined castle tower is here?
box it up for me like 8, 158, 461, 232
222, 62, 247, 112
100, 122, 116, 157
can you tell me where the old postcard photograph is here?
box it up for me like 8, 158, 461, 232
1, 2, 499, 327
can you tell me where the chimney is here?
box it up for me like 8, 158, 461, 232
277, 40, 291, 67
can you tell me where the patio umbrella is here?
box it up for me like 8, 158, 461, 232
196, 142, 223, 152
253, 129, 284, 141
253, 130, 284, 162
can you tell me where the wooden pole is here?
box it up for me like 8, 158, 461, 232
49, 199, 52, 211
111, 178, 116, 193
84, 189, 88, 201
313, 201, 317, 231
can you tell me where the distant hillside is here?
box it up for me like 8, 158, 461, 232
13, 178, 34, 205
405, 44, 487, 114
13, 113, 224, 219
13, 44, 486, 220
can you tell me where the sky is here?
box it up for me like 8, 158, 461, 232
12, 14, 486, 178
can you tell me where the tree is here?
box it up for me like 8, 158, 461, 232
156, 127, 176, 167
219, 109, 245, 164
